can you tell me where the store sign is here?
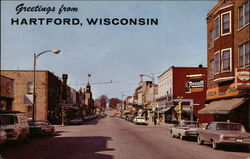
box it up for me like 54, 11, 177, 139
187, 80, 205, 88
207, 83, 239, 100
0, 76, 14, 98
236, 68, 250, 89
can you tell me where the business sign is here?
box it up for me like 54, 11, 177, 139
236, 68, 250, 89
207, 83, 239, 100
187, 80, 205, 88
0, 75, 14, 98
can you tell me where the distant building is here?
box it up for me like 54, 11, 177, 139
82, 82, 95, 115
199, 0, 250, 131
157, 66, 212, 123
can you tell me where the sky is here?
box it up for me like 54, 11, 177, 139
1, 1, 217, 99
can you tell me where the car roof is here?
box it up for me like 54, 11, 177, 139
210, 122, 242, 125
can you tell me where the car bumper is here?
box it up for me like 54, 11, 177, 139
185, 132, 198, 137
218, 140, 250, 146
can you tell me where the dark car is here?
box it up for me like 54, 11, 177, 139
197, 122, 250, 149
28, 120, 55, 136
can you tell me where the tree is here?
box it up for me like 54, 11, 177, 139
109, 98, 121, 109
98, 95, 108, 108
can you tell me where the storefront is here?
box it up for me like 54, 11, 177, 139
199, 69, 250, 131
0, 75, 14, 111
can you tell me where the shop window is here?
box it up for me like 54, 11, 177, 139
221, 11, 231, 35
239, 1, 249, 29
221, 48, 231, 72
214, 51, 220, 74
214, 16, 220, 39
239, 42, 250, 68
26, 82, 33, 94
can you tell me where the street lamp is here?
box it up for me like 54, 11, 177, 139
32, 49, 61, 121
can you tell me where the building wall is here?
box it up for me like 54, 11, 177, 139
0, 75, 14, 111
172, 67, 212, 122
206, 0, 250, 130
1, 70, 48, 120
157, 67, 173, 99
207, 0, 249, 90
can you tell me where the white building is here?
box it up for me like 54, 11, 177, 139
157, 68, 173, 108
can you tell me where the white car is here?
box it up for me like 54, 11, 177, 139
0, 129, 7, 144
0, 112, 29, 142
170, 121, 201, 140
133, 116, 147, 125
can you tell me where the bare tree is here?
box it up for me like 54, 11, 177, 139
98, 95, 108, 108
109, 98, 121, 109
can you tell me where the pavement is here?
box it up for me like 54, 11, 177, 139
0, 116, 249, 159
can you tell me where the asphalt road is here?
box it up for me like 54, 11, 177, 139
0, 116, 249, 159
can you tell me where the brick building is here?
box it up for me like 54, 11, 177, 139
199, 0, 250, 131
0, 75, 14, 111
157, 66, 213, 123
1, 70, 81, 124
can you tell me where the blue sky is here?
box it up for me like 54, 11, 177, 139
1, 1, 216, 99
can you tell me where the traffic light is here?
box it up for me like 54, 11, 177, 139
178, 101, 182, 121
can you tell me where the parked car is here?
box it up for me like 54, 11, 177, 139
133, 116, 147, 125
69, 118, 83, 125
0, 111, 29, 142
28, 120, 55, 136
197, 122, 250, 149
127, 115, 135, 122
170, 121, 201, 140
0, 128, 7, 144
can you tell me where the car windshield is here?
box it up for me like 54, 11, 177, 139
216, 123, 244, 131
0, 115, 15, 125
182, 122, 200, 128
137, 117, 144, 119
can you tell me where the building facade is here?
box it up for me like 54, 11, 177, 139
0, 75, 14, 111
1, 70, 81, 124
199, 0, 250, 131
157, 66, 213, 123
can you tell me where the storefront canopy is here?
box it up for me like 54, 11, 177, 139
158, 107, 171, 113
198, 97, 247, 114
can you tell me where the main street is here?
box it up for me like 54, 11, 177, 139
1, 116, 249, 159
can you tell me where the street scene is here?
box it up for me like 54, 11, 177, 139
1, 115, 249, 159
1, 0, 250, 159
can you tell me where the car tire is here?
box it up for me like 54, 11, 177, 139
197, 135, 204, 145
212, 140, 219, 149
170, 130, 175, 138
180, 134, 184, 140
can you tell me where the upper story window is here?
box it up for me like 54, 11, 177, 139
214, 16, 220, 39
239, 42, 250, 68
214, 51, 220, 74
209, 60, 214, 78
221, 48, 232, 72
26, 82, 33, 94
221, 11, 231, 35
209, 29, 214, 48
239, 1, 249, 29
